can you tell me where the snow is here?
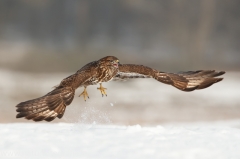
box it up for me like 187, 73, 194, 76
1, 121, 240, 159
0, 70, 240, 158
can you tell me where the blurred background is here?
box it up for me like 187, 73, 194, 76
0, 0, 240, 125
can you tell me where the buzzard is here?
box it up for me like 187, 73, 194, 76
16, 56, 225, 122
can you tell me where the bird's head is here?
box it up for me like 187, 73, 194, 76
99, 56, 120, 69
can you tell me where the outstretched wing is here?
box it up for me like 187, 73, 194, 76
16, 87, 74, 121
113, 64, 152, 81
114, 64, 225, 91
16, 66, 96, 122
156, 70, 225, 91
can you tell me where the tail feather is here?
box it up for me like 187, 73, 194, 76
16, 87, 74, 122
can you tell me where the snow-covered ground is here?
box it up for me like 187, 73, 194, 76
1, 121, 240, 159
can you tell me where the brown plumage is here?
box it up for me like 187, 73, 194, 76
16, 56, 225, 122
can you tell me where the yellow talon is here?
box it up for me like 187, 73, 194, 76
79, 86, 89, 101
97, 83, 107, 97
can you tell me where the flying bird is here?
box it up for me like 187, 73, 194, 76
16, 56, 225, 122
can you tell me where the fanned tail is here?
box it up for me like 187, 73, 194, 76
16, 87, 75, 122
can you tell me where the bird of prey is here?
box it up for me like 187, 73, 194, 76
16, 56, 225, 122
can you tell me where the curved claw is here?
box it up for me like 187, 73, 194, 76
97, 83, 107, 97
79, 87, 89, 101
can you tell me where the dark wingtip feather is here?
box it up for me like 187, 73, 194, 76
197, 77, 223, 89
45, 116, 57, 122
33, 116, 47, 122
215, 78, 224, 83
25, 113, 37, 120
16, 112, 28, 118
219, 71, 226, 75
57, 114, 64, 119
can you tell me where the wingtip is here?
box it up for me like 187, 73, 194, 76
219, 71, 226, 75
44, 116, 56, 122
16, 113, 26, 118
215, 78, 224, 83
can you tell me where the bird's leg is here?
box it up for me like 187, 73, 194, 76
79, 86, 89, 101
97, 83, 107, 97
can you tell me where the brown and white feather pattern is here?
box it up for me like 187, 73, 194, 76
115, 64, 225, 92
155, 70, 225, 91
16, 87, 74, 121
16, 63, 98, 122
16, 56, 225, 122
16, 56, 119, 122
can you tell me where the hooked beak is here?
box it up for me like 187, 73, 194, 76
113, 60, 119, 68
